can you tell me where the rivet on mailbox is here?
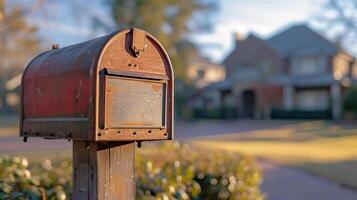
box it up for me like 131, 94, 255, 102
20, 28, 174, 142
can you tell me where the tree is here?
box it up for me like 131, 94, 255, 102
317, 0, 357, 55
100, 0, 217, 82
0, 0, 41, 112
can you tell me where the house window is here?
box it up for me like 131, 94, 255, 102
295, 89, 329, 110
197, 69, 205, 79
291, 56, 326, 75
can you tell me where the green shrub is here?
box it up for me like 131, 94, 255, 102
193, 107, 238, 119
344, 87, 357, 116
136, 142, 264, 200
0, 143, 265, 200
271, 108, 331, 119
0, 155, 72, 200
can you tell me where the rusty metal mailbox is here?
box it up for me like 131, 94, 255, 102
20, 28, 174, 141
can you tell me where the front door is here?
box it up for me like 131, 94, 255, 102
242, 90, 255, 118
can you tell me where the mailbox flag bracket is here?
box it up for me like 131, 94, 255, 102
131, 28, 147, 57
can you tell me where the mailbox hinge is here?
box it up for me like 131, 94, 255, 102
131, 28, 147, 57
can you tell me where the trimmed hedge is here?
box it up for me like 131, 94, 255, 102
0, 142, 265, 200
193, 107, 238, 119
343, 87, 357, 116
271, 108, 332, 119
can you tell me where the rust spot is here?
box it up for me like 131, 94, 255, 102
109, 86, 119, 93
36, 88, 43, 98
151, 84, 161, 92
75, 79, 83, 100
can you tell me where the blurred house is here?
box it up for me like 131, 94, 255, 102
187, 56, 225, 89
183, 57, 228, 118
0, 73, 22, 113
189, 24, 356, 119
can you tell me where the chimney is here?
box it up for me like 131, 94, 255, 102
234, 32, 243, 47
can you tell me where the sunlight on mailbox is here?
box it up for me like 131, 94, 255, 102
20, 28, 174, 141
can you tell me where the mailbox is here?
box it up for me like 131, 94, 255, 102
20, 28, 174, 141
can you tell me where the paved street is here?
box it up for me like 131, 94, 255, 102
0, 136, 71, 154
1, 120, 357, 200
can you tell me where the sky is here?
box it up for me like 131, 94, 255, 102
25, 0, 329, 63
194, 0, 323, 61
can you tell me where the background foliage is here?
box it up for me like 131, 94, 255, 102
103, 0, 217, 82
0, 142, 265, 200
318, 0, 357, 55
0, 0, 41, 112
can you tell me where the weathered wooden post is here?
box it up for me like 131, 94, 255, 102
20, 28, 174, 199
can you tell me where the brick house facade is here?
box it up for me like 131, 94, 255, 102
189, 24, 356, 119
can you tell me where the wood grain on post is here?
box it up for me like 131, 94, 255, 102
72, 141, 135, 200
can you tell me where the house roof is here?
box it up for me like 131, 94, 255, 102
267, 24, 338, 57
204, 78, 234, 91
290, 74, 338, 87
223, 24, 346, 68
223, 33, 281, 67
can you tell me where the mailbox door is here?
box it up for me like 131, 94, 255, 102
104, 76, 166, 128
97, 70, 169, 141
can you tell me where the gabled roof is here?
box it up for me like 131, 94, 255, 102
267, 24, 338, 56
223, 33, 281, 67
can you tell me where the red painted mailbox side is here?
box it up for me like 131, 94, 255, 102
21, 29, 174, 141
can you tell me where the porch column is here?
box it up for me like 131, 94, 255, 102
331, 83, 342, 119
283, 85, 294, 109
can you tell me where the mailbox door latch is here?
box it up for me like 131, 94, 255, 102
131, 28, 147, 57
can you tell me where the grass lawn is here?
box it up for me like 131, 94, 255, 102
193, 120, 357, 189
